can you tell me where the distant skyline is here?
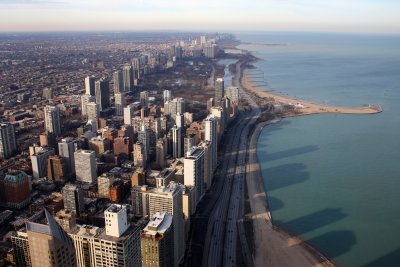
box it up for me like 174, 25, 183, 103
0, 0, 399, 33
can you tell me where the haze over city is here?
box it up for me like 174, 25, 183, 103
0, 0, 399, 33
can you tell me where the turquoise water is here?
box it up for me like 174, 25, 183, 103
238, 32, 400, 267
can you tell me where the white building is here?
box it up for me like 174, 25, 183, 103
74, 150, 96, 183
114, 93, 125, 116
184, 147, 205, 204
31, 147, 55, 178
204, 115, 218, 172
80, 95, 95, 117
105, 204, 129, 238
85, 76, 95, 96
44, 105, 61, 136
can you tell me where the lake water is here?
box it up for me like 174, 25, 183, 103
237, 32, 400, 267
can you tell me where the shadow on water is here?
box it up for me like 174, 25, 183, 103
265, 145, 320, 161
264, 163, 309, 191
274, 208, 347, 235
267, 196, 284, 212
362, 249, 400, 267
306, 230, 357, 258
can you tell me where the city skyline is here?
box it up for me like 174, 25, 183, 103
0, 0, 399, 33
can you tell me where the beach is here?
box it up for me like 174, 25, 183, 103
242, 73, 382, 116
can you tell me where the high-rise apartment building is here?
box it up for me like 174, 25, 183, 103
184, 134, 198, 156
95, 77, 110, 111
172, 125, 182, 159
74, 150, 97, 183
62, 183, 84, 216
44, 105, 61, 136
133, 142, 146, 168
47, 155, 68, 182
214, 78, 224, 101
141, 212, 174, 267
131, 182, 184, 266
123, 64, 134, 92
225, 86, 239, 104
199, 141, 213, 189
98, 173, 114, 199
0, 123, 17, 159
115, 93, 125, 116
31, 147, 55, 179
113, 70, 124, 94
80, 95, 95, 117
204, 115, 218, 172
184, 147, 205, 204
163, 90, 171, 104
85, 76, 96, 96
58, 137, 75, 176
123, 104, 135, 125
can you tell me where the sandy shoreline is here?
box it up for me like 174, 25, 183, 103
245, 119, 334, 267
242, 72, 382, 115
239, 61, 366, 266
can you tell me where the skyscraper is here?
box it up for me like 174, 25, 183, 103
131, 182, 184, 266
141, 212, 174, 267
163, 89, 171, 104
47, 155, 68, 182
62, 183, 84, 216
74, 150, 97, 183
133, 142, 146, 168
85, 76, 96, 96
184, 134, 198, 156
225, 86, 239, 104
58, 137, 75, 176
115, 93, 125, 116
140, 91, 149, 116
184, 147, 205, 204
0, 123, 17, 159
95, 77, 110, 111
26, 210, 76, 267
123, 64, 134, 92
80, 94, 95, 117
113, 70, 124, 94
172, 125, 182, 159
132, 57, 141, 85
123, 104, 135, 125
214, 78, 224, 101
138, 126, 150, 160
44, 105, 61, 136
204, 115, 218, 172
30, 147, 55, 179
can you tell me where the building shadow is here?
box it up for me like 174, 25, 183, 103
306, 230, 357, 258
267, 196, 284, 212
274, 208, 347, 235
263, 163, 309, 191
265, 145, 320, 161
362, 249, 400, 267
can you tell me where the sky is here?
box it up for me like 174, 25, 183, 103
0, 0, 399, 33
